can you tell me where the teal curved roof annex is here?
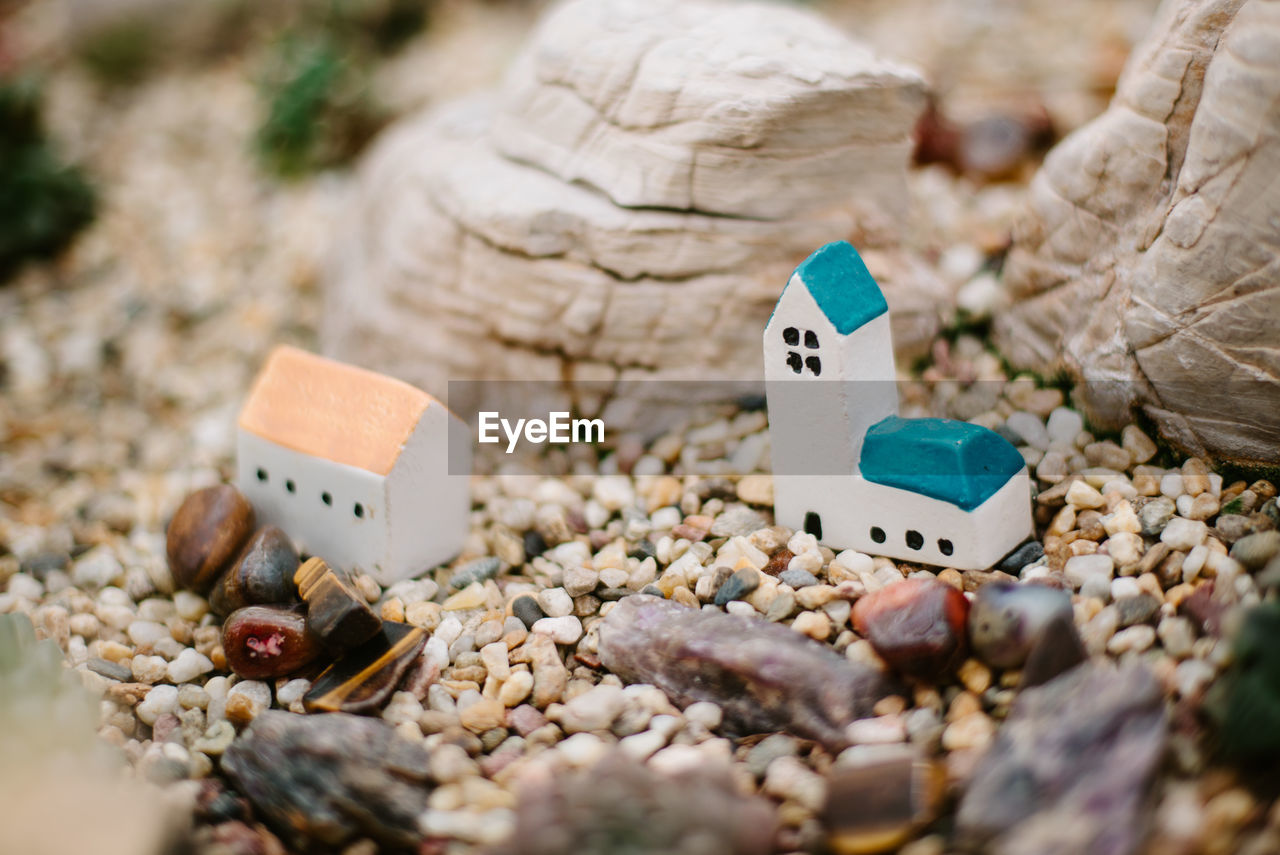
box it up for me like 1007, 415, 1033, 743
860, 416, 1026, 511
790, 240, 888, 335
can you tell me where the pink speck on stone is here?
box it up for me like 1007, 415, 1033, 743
246, 633, 286, 659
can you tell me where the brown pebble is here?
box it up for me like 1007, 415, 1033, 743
223, 604, 322, 680
166, 485, 255, 594
304, 621, 427, 714
824, 751, 945, 854
851, 579, 969, 681
762, 548, 795, 577
210, 526, 300, 616
294, 557, 381, 652
1020, 612, 1086, 688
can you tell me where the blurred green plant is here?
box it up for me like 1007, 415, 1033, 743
0, 78, 97, 283
76, 15, 160, 86
1205, 600, 1280, 764
253, 33, 387, 178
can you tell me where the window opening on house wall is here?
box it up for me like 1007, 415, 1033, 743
321, 491, 333, 506
256, 468, 268, 482
906, 530, 923, 550
938, 539, 954, 556
804, 330, 819, 348
787, 352, 803, 373
803, 512, 822, 539
783, 327, 800, 346
870, 526, 885, 543
285, 479, 296, 494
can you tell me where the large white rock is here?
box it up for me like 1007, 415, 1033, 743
494, 0, 926, 222
994, 0, 1280, 466
324, 0, 938, 428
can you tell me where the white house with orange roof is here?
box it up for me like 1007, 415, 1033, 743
236, 346, 470, 585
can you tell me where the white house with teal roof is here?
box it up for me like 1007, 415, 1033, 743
764, 241, 1033, 570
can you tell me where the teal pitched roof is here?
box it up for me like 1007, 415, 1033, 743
860, 416, 1026, 511
791, 241, 888, 335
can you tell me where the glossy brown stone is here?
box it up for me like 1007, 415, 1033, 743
303, 621, 427, 714
968, 581, 1074, 670
294, 557, 381, 652
852, 578, 970, 681
210, 526, 300, 616
167, 485, 256, 594
222, 604, 322, 680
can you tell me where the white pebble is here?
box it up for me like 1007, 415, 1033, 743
1161, 518, 1209, 551
684, 701, 723, 730
532, 615, 583, 645
128, 620, 171, 648
1182, 545, 1209, 582
763, 755, 827, 811
1006, 411, 1050, 450
1046, 407, 1084, 447
275, 678, 311, 707
6, 573, 43, 600
1110, 577, 1142, 600
1107, 624, 1156, 655
480, 642, 511, 682
559, 684, 626, 733
557, 732, 608, 767
537, 588, 574, 618
228, 680, 271, 711
72, 546, 124, 589
131, 654, 168, 683
1105, 533, 1144, 567
172, 591, 209, 622
619, 728, 668, 760
1066, 480, 1105, 510
1160, 473, 1185, 499
834, 551, 874, 575
166, 648, 214, 683
435, 616, 464, 648
136, 684, 179, 725
1064, 554, 1115, 589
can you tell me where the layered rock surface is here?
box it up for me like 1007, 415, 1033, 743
994, 0, 1280, 466
324, 0, 936, 412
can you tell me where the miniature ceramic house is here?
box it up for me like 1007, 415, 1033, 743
764, 242, 1033, 570
236, 346, 470, 585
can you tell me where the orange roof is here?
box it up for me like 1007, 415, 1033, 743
238, 346, 439, 476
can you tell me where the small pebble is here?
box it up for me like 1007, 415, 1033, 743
532, 615, 583, 646
852, 579, 969, 680
166, 485, 256, 594
167, 648, 215, 683
1161, 518, 1209, 551
714, 568, 760, 606
511, 595, 546, 629
137, 684, 179, 726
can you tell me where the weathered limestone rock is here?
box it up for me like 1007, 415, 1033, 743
494, 0, 926, 222
325, 0, 937, 413
995, 0, 1280, 467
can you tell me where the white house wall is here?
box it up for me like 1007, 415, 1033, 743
384, 403, 471, 583
774, 469, 1033, 570
764, 278, 898, 477
236, 430, 390, 577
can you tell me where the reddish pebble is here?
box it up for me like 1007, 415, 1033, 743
852, 578, 970, 681
166, 485, 256, 594
223, 605, 322, 680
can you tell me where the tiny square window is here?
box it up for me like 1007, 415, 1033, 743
783, 327, 799, 346
804, 330, 819, 349
805, 356, 822, 376
786, 352, 802, 373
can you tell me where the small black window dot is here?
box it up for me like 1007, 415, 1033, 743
354, 503, 365, 519
938, 539, 954, 556
786, 352, 803, 373
806, 356, 822, 376
256, 468, 268, 482
870, 527, 886, 544
804, 330, 819, 349
321, 491, 332, 506
783, 327, 800, 346
906, 530, 924, 550
803, 511, 823, 540
285, 479, 296, 494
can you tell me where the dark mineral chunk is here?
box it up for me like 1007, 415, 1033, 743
210, 526, 299, 616
714, 567, 760, 606
222, 710, 432, 849
1018, 611, 1086, 689
997, 540, 1044, 575
223, 604, 322, 680
511, 593, 546, 629
485, 750, 775, 855
294, 557, 381, 652
1204, 601, 1280, 763
304, 620, 427, 714
823, 747, 945, 855
449, 556, 501, 590
598, 595, 890, 749
968, 581, 1074, 670
166, 485, 255, 594
852, 579, 969, 680
956, 663, 1167, 855
1115, 593, 1161, 628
